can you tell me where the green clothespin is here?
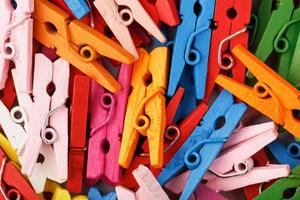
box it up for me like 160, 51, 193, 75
255, 166, 300, 200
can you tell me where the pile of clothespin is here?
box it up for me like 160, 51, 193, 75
1, 0, 300, 199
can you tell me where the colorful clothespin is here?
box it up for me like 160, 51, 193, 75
86, 64, 132, 185
205, 122, 290, 191
67, 75, 90, 193
139, 0, 180, 27
0, 147, 39, 200
64, 0, 90, 19
88, 187, 117, 200
204, 0, 252, 101
116, 165, 170, 200
268, 132, 300, 169
118, 47, 169, 169
215, 44, 300, 138
93, 0, 166, 58
0, 72, 16, 110
157, 90, 247, 200
0, 0, 33, 93
167, 0, 216, 100
32, 0, 135, 93
255, 165, 300, 200
19, 54, 69, 182
120, 87, 208, 189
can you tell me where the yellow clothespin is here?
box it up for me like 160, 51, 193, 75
119, 47, 169, 168
33, 0, 135, 93
0, 133, 20, 166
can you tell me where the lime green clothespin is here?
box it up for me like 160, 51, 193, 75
255, 165, 300, 200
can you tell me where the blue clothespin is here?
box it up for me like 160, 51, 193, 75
88, 187, 117, 200
268, 133, 300, 168
167, 0, 216, 100
64, 0, 90, 19
157, 90, 247, 200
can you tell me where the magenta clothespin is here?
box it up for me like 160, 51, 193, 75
116, 165, 170, 200
0, 0, 33, 93
204, 122, 290, 191
86, 64, 132, 185
19, 54, 69, 183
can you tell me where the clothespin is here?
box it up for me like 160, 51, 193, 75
204, 0, 252, 101
0, 72, 16, 110
120, 87, 208, 189
204, 122, 290, 191
93, 0, 166, 58
67, 75, 90, 193
139, 0, 180, 27
32, 0, 135, 93
118, 47, 169, 169
64, 0, 90, 19
86, 64, 132, 185
0, 147, 39, 200
255, 165, 300, 200
268, 133, 300, 169
116, 165, 170, 200
0, 133, 20, 165
0, 0, 33, 93
167, 0, 216, 100
157, 90, 247, 200
215, 44, 300, 138
88, 187, 117, 200
19, 54, 69, 182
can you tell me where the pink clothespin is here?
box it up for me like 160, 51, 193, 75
93, 0, 166, 58
0, 0, 33, 92
116, 165, 170, 200
204, 122, 290, 191
86, 64, 132, 185
19, 54, 69, 183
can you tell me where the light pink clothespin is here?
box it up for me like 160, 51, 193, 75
93, 0, 166, 58
116, 165, 170, 200
204, 122, 290, 191
19, 54, 69, 183
0, 0, 33, 93
86, 64, 132, 185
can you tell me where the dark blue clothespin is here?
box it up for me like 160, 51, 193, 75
88, 187, 117, 200
64, 0, 90, 19
157, 90, 247, 200
268, 132, 300, 168
167, 0, 216, 100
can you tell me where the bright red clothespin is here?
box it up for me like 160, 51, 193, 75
19, 54, 69, 182
120, 87, 208, 189
204, 0, 252, 101
0, 147, 39, 200
139, 0, 180, 27
67, 75, 90, 193
0, 0, 34, 93
0, 71, 16, 110
86, 64, 132, 186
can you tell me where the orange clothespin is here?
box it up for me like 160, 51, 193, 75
32, 0, 135, 93
215, 44, 300, 138
118, 47, 169, 169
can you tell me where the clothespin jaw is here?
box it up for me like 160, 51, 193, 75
67, 75, 90, 193
88, 187, 117, 200
41, 180, 72, 200
0, 0, 34, 93
86, 64, 132, 185
167, 0, 216, 100
119, 47, 169, 169
32, 0, 135, 93
64, 0, 90, 19
215, 44, 300, 138
255, 166, 300, 200
205, 0, 252, 101
93, 0, 166, 58
158, 90, 247, 200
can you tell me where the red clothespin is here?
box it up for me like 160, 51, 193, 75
0, 71, 16, 110
0, 147, 39, 200
120, 87, 208, 189
204, 0, 252, 101
67, 75, 90, 193
139, 0, 180, 27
